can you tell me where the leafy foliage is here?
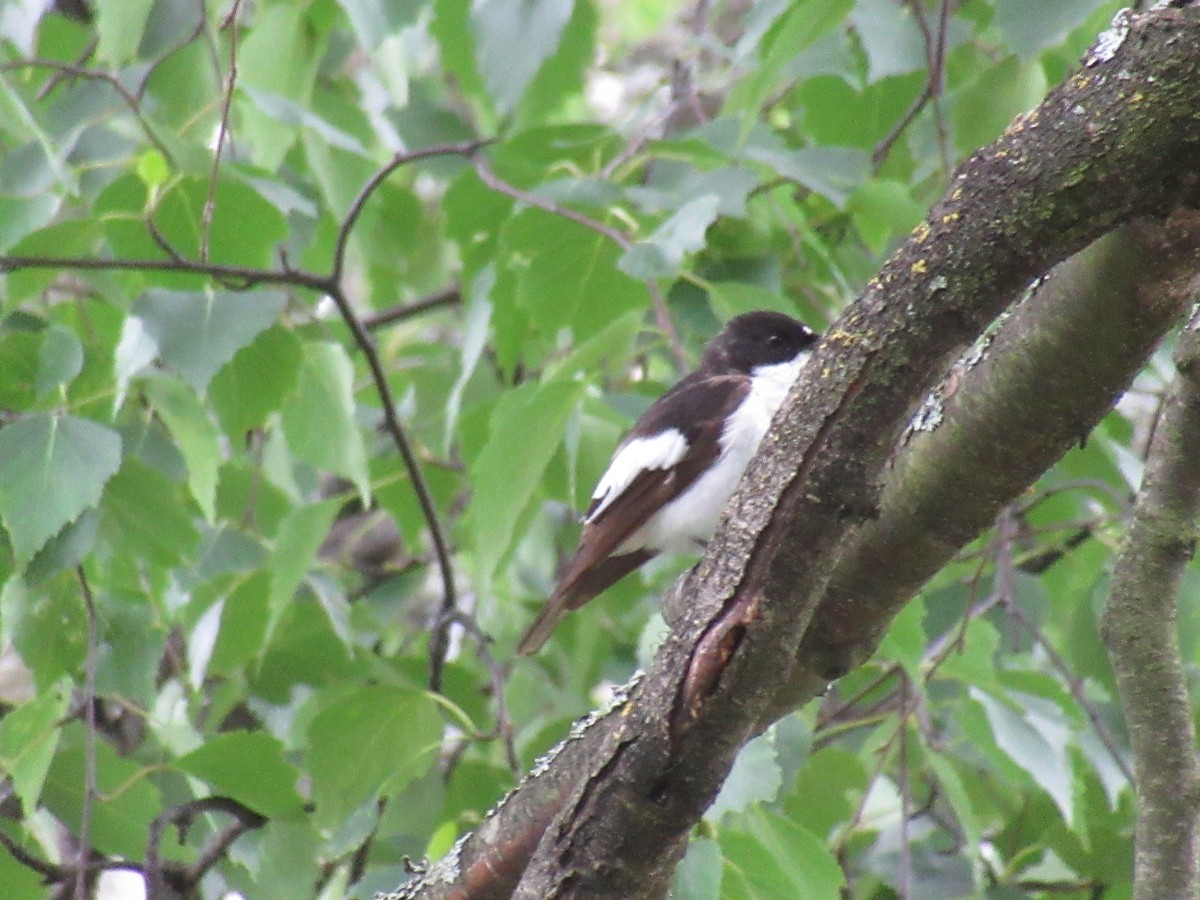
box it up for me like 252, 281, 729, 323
0, 0, 1172, 898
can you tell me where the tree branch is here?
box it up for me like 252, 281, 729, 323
390, 8, 1200, 896
1100, 305, 1200, 900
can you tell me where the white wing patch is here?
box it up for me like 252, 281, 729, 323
586, 428, 689, 523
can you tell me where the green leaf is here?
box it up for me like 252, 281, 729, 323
502, 208, 646, 339
94, 0, 156, 64
176, 731, 305, 819
238, 4, 321, 170
209, 325, 304, 436
707, 732, 783, 821
721, 807, 844, 899
99, 458, 202, 568
140, 376, 222, 521
972, 687, 1074, 825
953, 57, 1048, 153
0, 679, 70, 815
707, 282, 798, 321
306, 685, 443, 827
466, 379, 583, 585
849, 0, 929, 82
993, 0, 1113, 58
618, 195, 721, 280
0, 414, 122, 563
36, 326, 83, 400
210, 571, 271, 674
335, 0, 424, 50
280, 341, 371, 502
121, 288, 286, 396
471, 0, 574, 114
43, 732, 162, 860
267, 499, 342, 646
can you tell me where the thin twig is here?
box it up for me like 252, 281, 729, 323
146, 796, 265, 899
200, 0, 243, 263
135, 2, 211, 102
1005, 597, 1135, 785
332, 140, 491, 285
295, 141, 483, 694
443, 610, 520, 778
74, 567, 99, 900
473, 155, 631, 250
362, 285, 462, 330
0, 826, 65, 879
473, 155, 688, 369
0, 58, 173, 162
0, 254, 332, 292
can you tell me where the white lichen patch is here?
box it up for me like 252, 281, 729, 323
1086, 8, 1132, 67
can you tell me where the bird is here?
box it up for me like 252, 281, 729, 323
517, 310, 819, 654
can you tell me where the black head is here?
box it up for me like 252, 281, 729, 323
702, 311, 818, 375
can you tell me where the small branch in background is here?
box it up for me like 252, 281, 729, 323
135, 1, 211, 102
473, 154, 689, 369
332, 140, 491, 286
200, 0, 243, 263
0, 57, 174, 163
74, 568, 99, 900
442, 610, 520, 778
1101, 305, 1200, 900
897, 675, 912, 900
362, 285, 462, 330
311, 141, 490, 693
876, 0, 952, 174
145, 796, 266, 898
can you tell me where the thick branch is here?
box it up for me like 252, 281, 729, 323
516, 9, 1200, 897
765, 213, 1200, 719
1100, 307, 1200, 900
395, 8, 1200, 898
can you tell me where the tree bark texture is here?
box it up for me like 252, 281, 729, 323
1101, 308, 1200, 900
392, 6, 1200, 898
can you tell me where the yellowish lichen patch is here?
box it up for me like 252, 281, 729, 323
911, 259, 928, 275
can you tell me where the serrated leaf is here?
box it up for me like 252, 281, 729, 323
972, 687, 1074, 825
267, 499, 342, 646
708, 732, 783, 821
280, 341, 371, 502
471, 0, 574, 114
618, 194, 721, 280
36, 326, 83, 400
122, 288, 285, 396
209, 325, 303, 436
993, 0, 1112, 58
99, 458, 202, 568
43, 732, 162, 860
0, 414, 121, 563
334, 0, 424, 50
467, 379, 583, 585
721, 808, 844, 899
94, 0, 155, 64
177, 731, 305, 819
140, 376, 222, 521
306, 686, 442, 827
0, 679, 70, 815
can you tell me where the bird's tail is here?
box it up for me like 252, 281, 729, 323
516, 595, 570, 655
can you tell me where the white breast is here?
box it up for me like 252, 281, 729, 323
620, 354, 806, 555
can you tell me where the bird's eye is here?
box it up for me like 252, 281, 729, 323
766, 334, 785, 348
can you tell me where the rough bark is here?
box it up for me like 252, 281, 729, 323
1100, 308, 1200, 900
390, 7, 1200, 898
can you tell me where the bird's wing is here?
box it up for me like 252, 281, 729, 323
517, 375, 749, 655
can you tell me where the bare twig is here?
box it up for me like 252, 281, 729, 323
0, 253, 332, 291
134, 2, 211, 102
74, 567, 99, 900
146, 796, 265, 899
332, 140, 491, 285
473, 154, 689, 369
0, 58, 173, 162
200, 0, 243, 263
442, 610, 520, 778
362, 285, 462, 330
